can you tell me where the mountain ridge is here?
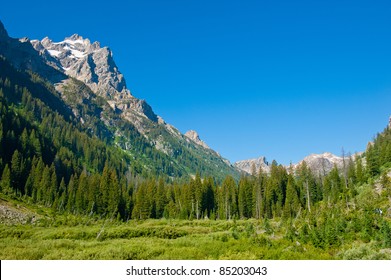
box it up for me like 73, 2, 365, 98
0, 20, 240, 180
235, 151, 361, 175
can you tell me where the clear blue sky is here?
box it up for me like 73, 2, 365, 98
2, 0, 391, 165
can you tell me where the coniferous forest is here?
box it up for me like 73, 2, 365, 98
1, 54, 391, 260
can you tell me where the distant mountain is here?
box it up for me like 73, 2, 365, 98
0, 20, 239, 180
234, 156, 270, 175
292, 152, 353, 175
235, 152, 360, 176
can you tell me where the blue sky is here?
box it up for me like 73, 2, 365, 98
2, 0, 391, 164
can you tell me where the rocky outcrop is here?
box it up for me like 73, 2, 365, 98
184, 130, 210, 150
0, 199, 38, 225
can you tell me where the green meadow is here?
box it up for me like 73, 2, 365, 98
1, 207, 390, 260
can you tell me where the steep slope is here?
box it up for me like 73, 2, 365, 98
0, 21, 239, 180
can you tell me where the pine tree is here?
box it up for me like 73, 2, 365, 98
355, 156, 365, 184
193, 172, 203, 219
238, 176, 253, 218
40, 166, 52, 206
252, 167, 264, 219
283, 174, 300, 219
218, 175, 237, 220
155, 177, 167, 219
1, 164, 12, 195
203, 176, 215, 218
10, 149, 23, 195
366, 143, 379, 177
66, 175, 77, 213
107, 169, 120, 216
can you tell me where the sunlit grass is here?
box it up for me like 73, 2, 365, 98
0, 218, 355, 260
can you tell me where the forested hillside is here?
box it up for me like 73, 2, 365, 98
1, 49, 390, 227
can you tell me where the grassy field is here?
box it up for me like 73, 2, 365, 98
1, 196, 390, 260
2, 217, 391, 260
0, 218, 331, 260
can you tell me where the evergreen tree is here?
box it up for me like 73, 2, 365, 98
238, 176, 253, 218
10, 149, 23, 195
366, 143, 379, 177
1, 164, 12, 195
283, 174, 300, 219
218, 175, 237, 220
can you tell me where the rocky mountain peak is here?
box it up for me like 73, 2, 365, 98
234, 156, 270, 174
68, 34, 85, 41
185, 130, 210, 149
31, 34, 127, 97
293, 152, 350, 175
30, 33, 158, 122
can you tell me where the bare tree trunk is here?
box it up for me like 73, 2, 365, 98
342, 148, 348, 189
305, 180, 311, 213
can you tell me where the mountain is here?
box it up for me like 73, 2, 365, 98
30, 34, 159, 123
0, 20, 239, 180
234, 156, 270, 175
293, 152, 356, 175
235, 152, 360, 176
293, 152, 351, 175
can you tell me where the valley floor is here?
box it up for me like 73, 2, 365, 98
1, 195, 391, 260
1, 207, 390, 260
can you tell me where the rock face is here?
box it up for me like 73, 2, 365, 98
30, 34, 158, 122
234, 156, 270, 174
184, 130, 210, 150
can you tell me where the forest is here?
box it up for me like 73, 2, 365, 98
1, 55, 391, 259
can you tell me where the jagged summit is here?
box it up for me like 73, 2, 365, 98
31, 35, 128, 98
30, 33, 160, 123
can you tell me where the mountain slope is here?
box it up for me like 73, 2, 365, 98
0, 21, 240, 181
